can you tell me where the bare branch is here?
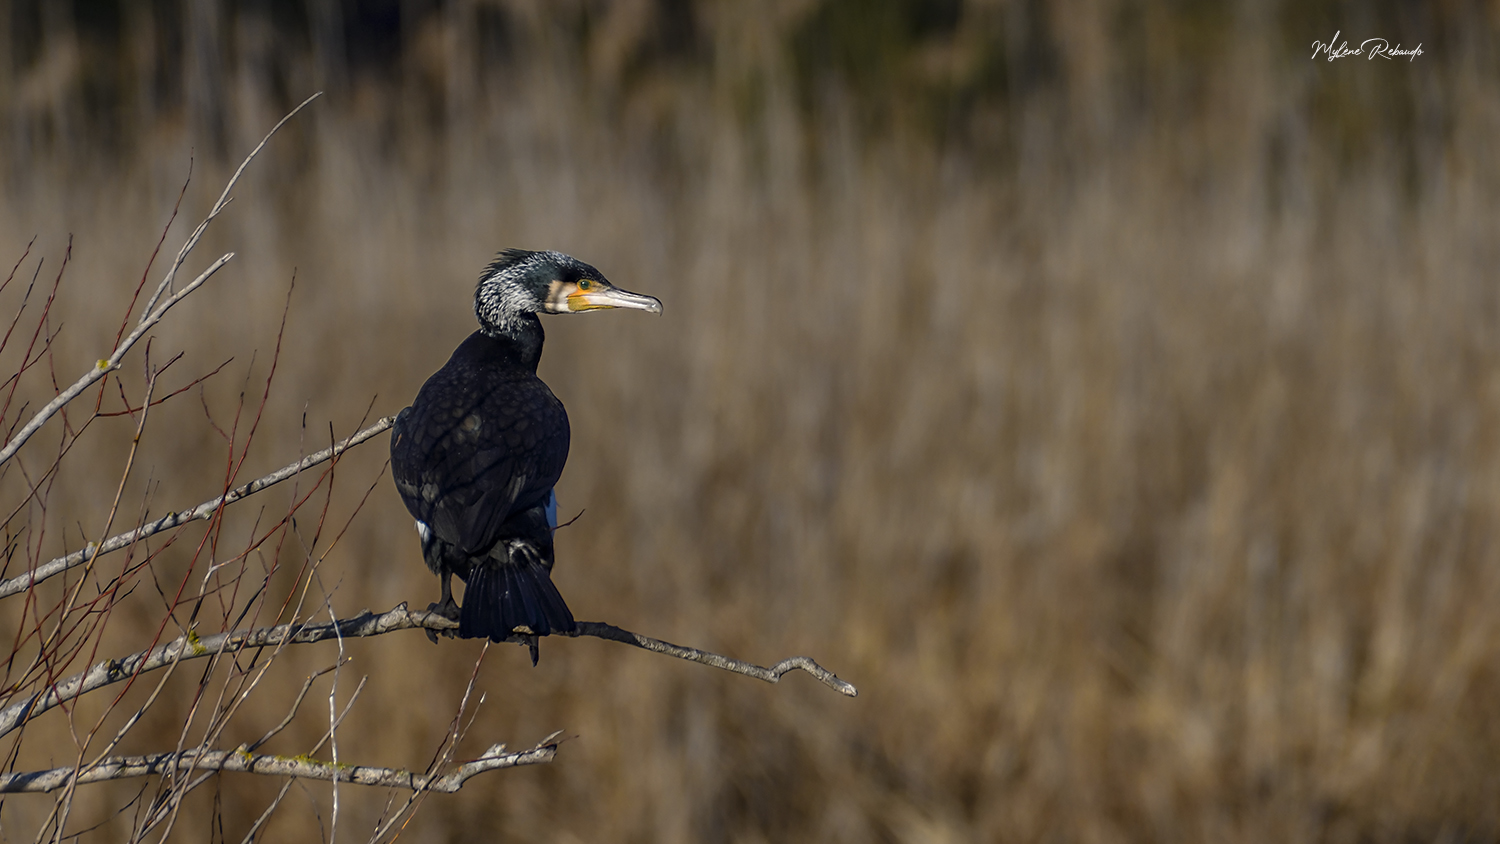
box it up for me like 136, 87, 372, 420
0, 416, 395, 599
0, 605, 856, 739
0, 605, 425, 739
0, 92, 321, 468
0, 732, 562, 795
0, 253, 234, 467
138, 94, 321, 322
572, 621, 860, 697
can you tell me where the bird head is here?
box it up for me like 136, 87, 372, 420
475, 249, 662, 335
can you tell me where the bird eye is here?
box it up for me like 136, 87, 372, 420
578, 279, 592, 291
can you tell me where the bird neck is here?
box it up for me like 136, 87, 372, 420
479, 312, 545, 370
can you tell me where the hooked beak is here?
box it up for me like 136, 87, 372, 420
568, 285, 663, 315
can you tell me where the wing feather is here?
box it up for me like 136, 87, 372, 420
390, 336, 569, 556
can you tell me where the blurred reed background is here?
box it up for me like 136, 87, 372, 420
2, 0, 1499, 840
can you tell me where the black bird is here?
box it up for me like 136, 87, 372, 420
390, 249, 661, 663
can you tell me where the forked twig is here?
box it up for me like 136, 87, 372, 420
0, 92, 322, 469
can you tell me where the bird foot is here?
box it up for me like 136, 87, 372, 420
428, 598, 461, 620
425, 599, 462, 644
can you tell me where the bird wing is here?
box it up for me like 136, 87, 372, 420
391, 372, 569, 556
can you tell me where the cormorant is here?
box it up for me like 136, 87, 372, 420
390, 249, 661, 663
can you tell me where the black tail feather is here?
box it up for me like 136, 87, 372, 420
510, 565, 544, 633
459, 560, 576, 645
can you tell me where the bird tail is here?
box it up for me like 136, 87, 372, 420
459, 559, 576, 646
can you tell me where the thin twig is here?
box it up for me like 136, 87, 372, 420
572, 621, 859, 696
0, 416, 395, 599
139, 95, 318, 322
326, 597, 346, 844
241, 778, 295, 844
249, 663, 347, 753
95, 357, 231, 417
